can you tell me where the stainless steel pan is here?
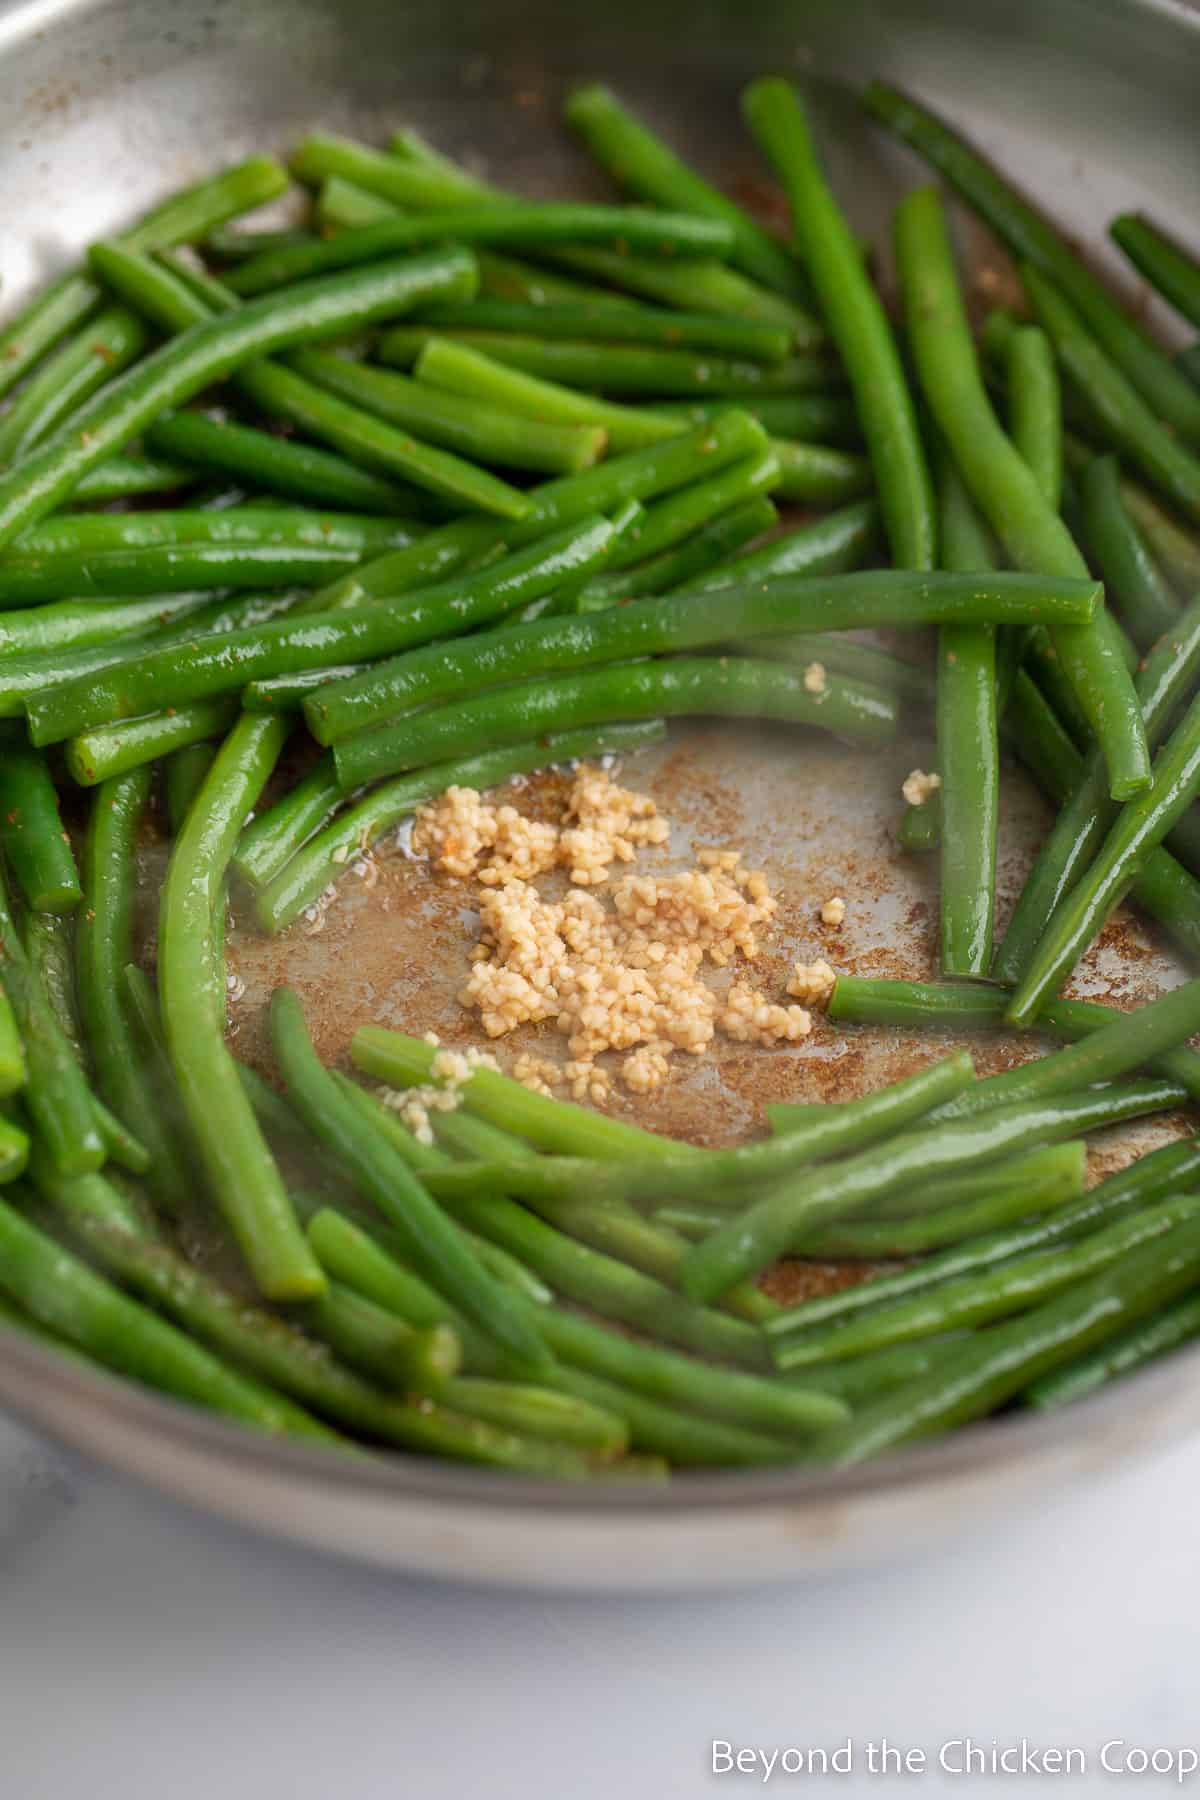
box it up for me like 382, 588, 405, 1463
0, 0, 1198, 1590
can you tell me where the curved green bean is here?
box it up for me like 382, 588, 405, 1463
160, 715, 322, 1299
331, 656, 898, 790
742, 78, 935, 571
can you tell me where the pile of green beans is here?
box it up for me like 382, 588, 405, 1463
6, 84, 1200, 1487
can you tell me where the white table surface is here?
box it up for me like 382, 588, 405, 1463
2, 1412, 1197, 1797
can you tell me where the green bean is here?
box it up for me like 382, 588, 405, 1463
679, 1078, 1184, 1302
0, 156, 288, 404
807, 1212, 1200, 1465
70, 1209, 612, 1474
767, 1135, 1200, 1341
1025, 1289, 1200, 1410
160, 716, 322, 1298
690, 498, 881, 592
0, 588, 238, 660
1025, 266, 1200, 527
895, 186, 1149, 802
863, 83, 1200, 450
318, 489, 860, 747
308, 1209, 791, 1463
998, 594, 1200, 983
0, 247, 478, 552
68, 454, 197, 505
232, 756, 341, 888
435, 1378, 626, 1453
385, 326, 841, 398
414, 297, 793, 363
473, 1053, 974, 1217
1111, 214, 1200, 331
770, 439, 872, 505
351, 1024, 689, 1163
0, 866, 101, 1175
1010, 687, 1200, 1023
410, 334, 683, 453
334, 655, 898, 790
430, 1106, 774, 1329
1005, 324, 1062, 512
778, 1192, 1200, 1371
313, 563, 1087, 751
269, 986, 546, 1368
1081, 453, 1179, 649
477, 249, 625, 307
0, 542, 398, 607
0, 1196, 340, 1439
255, 721, 665, 933
17, 913, 73, 1067
0, 306, 150, 463
0, 740, 81, 913
303, 410, 769, 614
66, 699, 238, 788
934, 458, 999, 976
572, 495, 776, 606
146, 410, 415, 513
227, 206, 738, 297
660, 393, 863, 445
661, 1140, 1087, 1254
164, 743, 217, 834
299, 1280, 461, 1392
789, 1334, 973, 1406
24, 503, 415, 556
75, 769, 186, 1210
27, 512, 621, 745
742, 78, 935, 571
564, 83, 811, 302
290, 348, 608, 474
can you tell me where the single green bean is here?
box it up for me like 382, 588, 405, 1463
300, 1280, 461, 1392
1025, 1288, 1200, 1410
255, 721, 665, 933
227, 205, 739, 297
351, 1023, 690, 1163
1005, 324, 1062, 512
291, 348, 608, 474
146, 409, 415, 513
68, 454, 197, 505
0, 740, 81, 912
1081, 453, 1179, 649
679, 1078, 1185, 1301
742, 78, 935, 571
0, 541, 409, 605
436, 1378, 628, 1454
0, 588, 246, 660
807, 1212, 1200, 1464
413, 296, 793, 362
27, 512, 621, 744
863, 83, 1200, 449
385, 326, 841, 398
160, 716, 322, 1298
690, 498, 881, 592
0, 246, 479, 550
332, 656, 898, 790
164, 743, 217, 834
573, 495, 776, 606
1111, 214, 1200, 332
564, 83, 811, 302
233, 756, 342, 888
894, 185, 1148, 801
66, 699, 238, 787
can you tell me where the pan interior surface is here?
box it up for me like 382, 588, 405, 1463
0, 0, 1198, 1586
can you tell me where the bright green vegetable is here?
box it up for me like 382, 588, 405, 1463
146, 410, 415, 513
1005, 324, 1062, 511
1080, 453, 1178, 649
66, 699, 239, 787
0, 739, 81, 912
1025, 1289, 1200, 1409
742, 78, 936, 571
894, 184, 1149, 801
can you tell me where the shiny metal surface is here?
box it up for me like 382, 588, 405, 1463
0, 0, 1199, 1589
